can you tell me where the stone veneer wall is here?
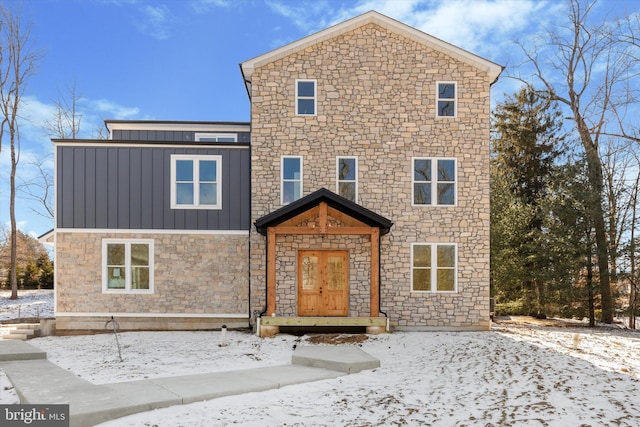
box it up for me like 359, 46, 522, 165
250, 23, 491, 330
55, 231, 249, 331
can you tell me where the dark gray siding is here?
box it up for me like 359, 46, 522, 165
112, 130, 251, 143
57, 145, 250, 230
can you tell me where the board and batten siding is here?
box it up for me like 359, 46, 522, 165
56, 145, 250, 230
112, 130, 251, 143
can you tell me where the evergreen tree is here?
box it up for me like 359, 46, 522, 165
491, 87, 563, 318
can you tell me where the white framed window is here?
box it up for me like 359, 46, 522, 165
411, 243, 457, 292
102, 239, 154, 293
336, 156, 357, 202
195, 133, 237, 143
295, 79, 316, 115
436, 81, 457, 117
170, 154, 222, 209
281, 156, 302, 204
412, 157, 456, 206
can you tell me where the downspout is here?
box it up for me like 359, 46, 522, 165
377, 231, 388, 318
256, 227, 269, 319
247, 134, 253, 330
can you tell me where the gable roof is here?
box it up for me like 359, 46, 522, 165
240, 10, 503, 96
254, 188, 393, 235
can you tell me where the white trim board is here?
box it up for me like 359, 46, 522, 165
56, 312, 249, 319
54, 229, 249, 235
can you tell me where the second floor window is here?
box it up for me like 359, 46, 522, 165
171, 154, 222, 209
282, 156, 302, 204
296, 79, 316, 115
337, 156, 357, 202
413, 158, 456, 206
437, 82, 456, 117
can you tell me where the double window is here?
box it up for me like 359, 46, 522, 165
412, 158, 456, 206
411, 243, 457, 292
296, 79, 316, 115
103, 239, 154, 293
170, 155, 222, 209
336, 156, 357, 202
436, 82, 456, 117
281, 156, 302, 204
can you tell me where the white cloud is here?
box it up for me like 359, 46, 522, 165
267, 0, 560, 67
86, 98, 140, 119
191, 0, 231, 14
135, 4, 173, 40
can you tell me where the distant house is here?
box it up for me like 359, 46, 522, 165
48, 11, 502, 334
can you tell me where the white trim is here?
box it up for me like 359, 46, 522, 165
411, 157, 457, 207
295, 79, 317, 116
194, 133, 238, 142
241, 11, 502, 83
106, 122, 250, 133
102, 239, 155, 294
170, 154, 223, 209
54, 228, 249, 235
336, 156, 358, 203
410, 242, 458, 293
281, 155, 303, 205
436, 81, 457, 118
55, 312, 249, 319
54, 141, 248, 149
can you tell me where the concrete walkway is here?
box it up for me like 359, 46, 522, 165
0, 340, 380, 427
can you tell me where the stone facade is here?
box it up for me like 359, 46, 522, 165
55, 231, 249, 331
249, 23, 493, 330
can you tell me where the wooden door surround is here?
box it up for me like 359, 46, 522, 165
264, 200, 383, 317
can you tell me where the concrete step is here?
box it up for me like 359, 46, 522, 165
292, 345, 380, 373
0, 340, 47, 361
1, 333, 30, 340
1, 323, 41, 340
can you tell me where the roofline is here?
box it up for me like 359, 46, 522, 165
254, 188, 393, 236
104, 119, 250, 126
240, 10, 503, 84
105, 120, 251, 134
51, 139, 250, 148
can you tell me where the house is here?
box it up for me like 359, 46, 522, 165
48, 11, 502, 334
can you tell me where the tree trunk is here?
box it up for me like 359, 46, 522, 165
587, 249, 595, 327
9, 131, 18, 300
576, 113, 613, 323
630, 176, 638, 329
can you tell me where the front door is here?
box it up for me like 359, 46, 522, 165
298, 250, 349, 316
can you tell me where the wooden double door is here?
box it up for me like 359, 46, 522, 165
297, 250, 349, 316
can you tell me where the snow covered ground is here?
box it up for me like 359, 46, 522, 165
2, 291, 640, 426
0, 289, 55, 321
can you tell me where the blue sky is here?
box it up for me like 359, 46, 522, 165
0, 0, 638, 239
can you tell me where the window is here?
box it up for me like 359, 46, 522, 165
337, 156, 357, 202
103, 239, 154, 293
281, 156, 302, 204
412, 158, 456, 206
436, 82, 456, 117
412, 243, 457, 292
170, 155, 222, 209
296, 79, 316, 115
195, 133, 237, 143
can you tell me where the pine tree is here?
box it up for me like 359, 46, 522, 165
491, 87, 563, 318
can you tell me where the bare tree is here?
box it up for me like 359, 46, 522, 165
517, 0, 640, 323
0, 5, 39, 299
43, 81, 82, 139
18, 156, 54, 219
